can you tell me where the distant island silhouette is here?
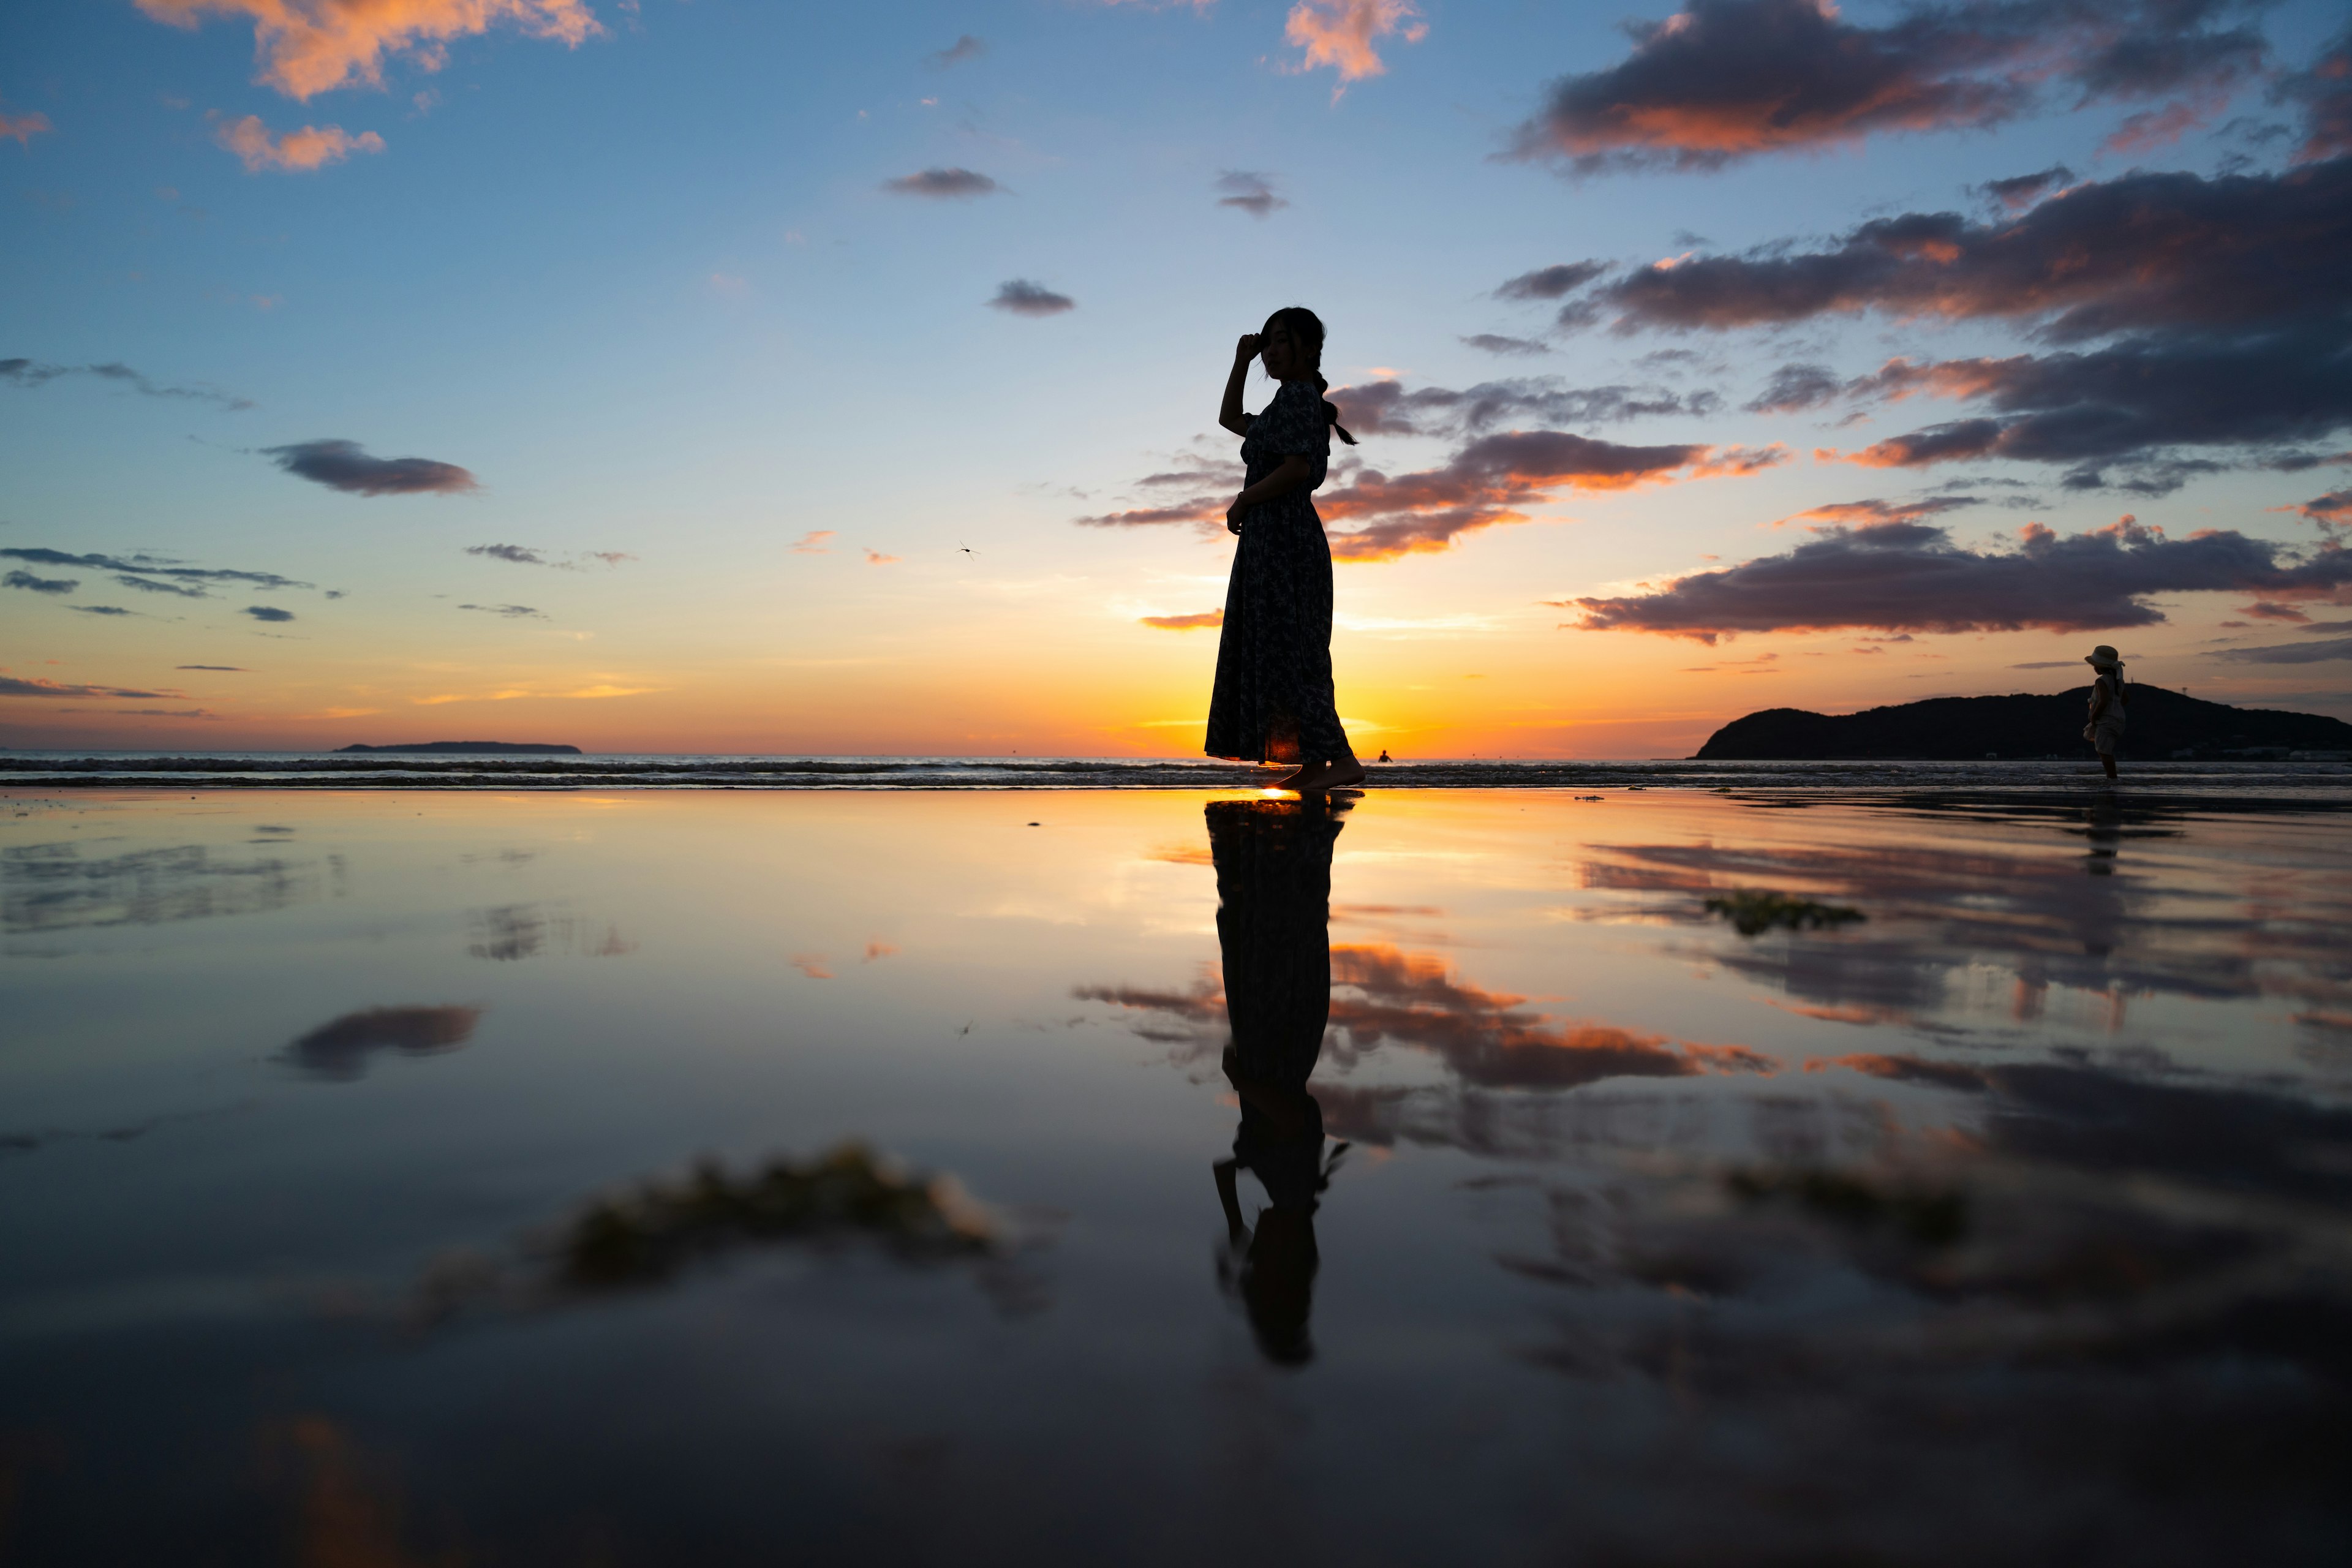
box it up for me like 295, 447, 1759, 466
336, 741, 583, 755
1696, 686, 2352, 761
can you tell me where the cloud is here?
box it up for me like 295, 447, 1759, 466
1596, 160, 2350, 342
0, 103, 53, 145
883, 167, 999, 198
135, 0, 600, 101
1817, 337, 2352, 489
4, 569, 77, 595
1284, 0, 1426, 86
1744, 362, 1842, 413
243, 605, 295, 622
1511, 0, 2268, 173
863, 548, 900, 565
1318, 430, 1784, 561
1461, 334, 1550, 356
2273, 26, 2351, 163
467, 543, 545, 565
927, 33, 986, 67
1496, 260, 1606, 300
989, 279, 1075, 316
0, 675, 182, 699
456, 603, 542, 618
178, 665, 249, 671
1572, 516, 2352, 642
1, 357, 252, 409
1141, 610, 1223, 630
211, 113, 383, 172
1076, 499, 1227, 530
1215, 170, 1287, 217
1329, 375, 1722, 437
791, 530, 834, 554
114, 574, 208, 598
70, 606, 135, 617
1980, 164, 2074, 210
1, 546, 308, 592
2214, 635, 2352, 664
2295, 489, 2352, 528
1597, 157, 2352, 486
265, 438, 477, 496
1771, 495, 1982, 528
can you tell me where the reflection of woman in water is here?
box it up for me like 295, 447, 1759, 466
1207, 309, 1366, 794
1206, 797, 1349, 1365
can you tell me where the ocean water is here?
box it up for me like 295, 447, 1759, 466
3, 783, 2349, 1564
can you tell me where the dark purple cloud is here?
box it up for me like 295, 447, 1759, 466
243, 605, 295, 622
0, 675, 181, 699
989, 279, 1074, 317
1, 546, 307, 591
467, 543, 545, 565
4, 568, 76, 594
2272, 26, 2351, 162
1319, 431, 1782, 561
1, 356, 251, 410
457, 603, 543, 619
1496, 260, 1607, 300
1596, 160, 2351, 342
1461, 334, 1550, 356
1215, 170, 1287, 217
265, 439, 478, 497
2215, 635, 2352, 664
1512, 0, 2269, 173
1329, 376, 1721, 438
883, 167, 1000, 198
1980, 164, 2074, 210
1597, 157, 2352, 488
1572, 517, 2352, 642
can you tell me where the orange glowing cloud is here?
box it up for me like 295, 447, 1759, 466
1284, 0, 1425, 86
212, 113, 384, 171
1140, 611, 1223, 631
137, 0, 601, 101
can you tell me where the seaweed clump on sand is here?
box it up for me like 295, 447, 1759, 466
557, 1142, 998, 1290
1703, 889, 1865, 937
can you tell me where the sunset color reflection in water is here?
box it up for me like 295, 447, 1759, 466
4, 787, 2350, 1566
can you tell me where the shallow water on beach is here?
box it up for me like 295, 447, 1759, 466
4, 786, 2350, 1566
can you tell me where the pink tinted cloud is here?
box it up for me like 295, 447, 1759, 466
212, 113, 383, 171
1, 105, 53, 145
1285, 0, 1426, 86
137, 0, 601, 101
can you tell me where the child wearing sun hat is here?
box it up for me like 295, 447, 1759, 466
2082, 645, 2126, 780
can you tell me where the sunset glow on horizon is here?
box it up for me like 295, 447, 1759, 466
6, 0, 2347, 756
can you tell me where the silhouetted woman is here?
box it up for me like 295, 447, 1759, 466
1207, 796, 1351, 1365
1207, 308, 1365, 793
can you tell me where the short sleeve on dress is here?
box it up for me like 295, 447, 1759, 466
1250, 382, 1327, 458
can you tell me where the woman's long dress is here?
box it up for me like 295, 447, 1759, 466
1204, 379, 1352, 766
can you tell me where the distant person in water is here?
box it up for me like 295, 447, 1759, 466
2084, 644, 2127, 780
1205, 307, 1365, 793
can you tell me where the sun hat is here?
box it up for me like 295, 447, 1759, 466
2084, 645, 2121, 669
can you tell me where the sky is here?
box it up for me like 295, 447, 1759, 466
2, 0, 2348, 758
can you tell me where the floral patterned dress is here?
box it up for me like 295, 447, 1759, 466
1205, 379, 1353, 765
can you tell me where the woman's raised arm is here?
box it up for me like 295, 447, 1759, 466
1218, 334, 1261, 437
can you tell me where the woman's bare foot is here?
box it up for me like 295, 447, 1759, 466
1275, 756, 1366, 792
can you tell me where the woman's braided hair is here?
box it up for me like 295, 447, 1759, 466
1262, 306, 1358, 446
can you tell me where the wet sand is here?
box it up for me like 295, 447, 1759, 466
4, 785, 2348, 1565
